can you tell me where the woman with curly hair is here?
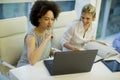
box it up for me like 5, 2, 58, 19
17, 0, 60, 67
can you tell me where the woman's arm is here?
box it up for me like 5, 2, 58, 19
89, 40, 107, 46
64, 42, 80, 51
26, 34, 51, 65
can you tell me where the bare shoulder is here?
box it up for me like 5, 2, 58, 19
26, 35, 35, 40
25, 35, 36, 44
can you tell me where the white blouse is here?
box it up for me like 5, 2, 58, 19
61, 20, 96, 51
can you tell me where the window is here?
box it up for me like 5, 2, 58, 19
54, 1, 75, 12
97, 0, 120, 39
0, 3, 31, 19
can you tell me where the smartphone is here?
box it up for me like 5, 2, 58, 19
102, 60, 120, 72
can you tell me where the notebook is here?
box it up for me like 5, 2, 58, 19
44, 50, 97, 75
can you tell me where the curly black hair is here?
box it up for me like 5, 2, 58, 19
30, 0, 60, 27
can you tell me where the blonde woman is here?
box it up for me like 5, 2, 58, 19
61, 4, 105, 51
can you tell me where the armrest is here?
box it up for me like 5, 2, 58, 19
0, 60, 15, 69
52, 47, 61, 52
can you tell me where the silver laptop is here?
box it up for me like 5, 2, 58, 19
44, 50, 98, 75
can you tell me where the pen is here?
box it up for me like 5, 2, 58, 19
94, 58, 104, 63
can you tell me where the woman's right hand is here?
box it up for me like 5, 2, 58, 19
72, 46, 80, 51
45, 33, 53, 40
64, 42, 81, 51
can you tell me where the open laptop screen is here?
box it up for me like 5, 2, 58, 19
44, 50, 98, 75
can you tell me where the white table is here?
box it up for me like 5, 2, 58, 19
9, 55, 120, 80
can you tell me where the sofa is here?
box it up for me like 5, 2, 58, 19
0, 10, 77, 76
0, 16, 28, 76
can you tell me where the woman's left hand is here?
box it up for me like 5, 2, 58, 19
89, 40, 108, 46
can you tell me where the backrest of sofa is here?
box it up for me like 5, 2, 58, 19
52, 10, 77, 50
0, 16, 27, 66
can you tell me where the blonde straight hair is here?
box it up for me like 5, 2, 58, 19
81, 4, 96, 18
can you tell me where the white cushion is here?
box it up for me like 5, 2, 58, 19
52, 27, 66, 50
52, 10, 77, 50
83, 42, 119, 58
0, 34, 26, 65
53, 10, 77, 29
0, 16, 27, 37
0, 16, 27, 66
